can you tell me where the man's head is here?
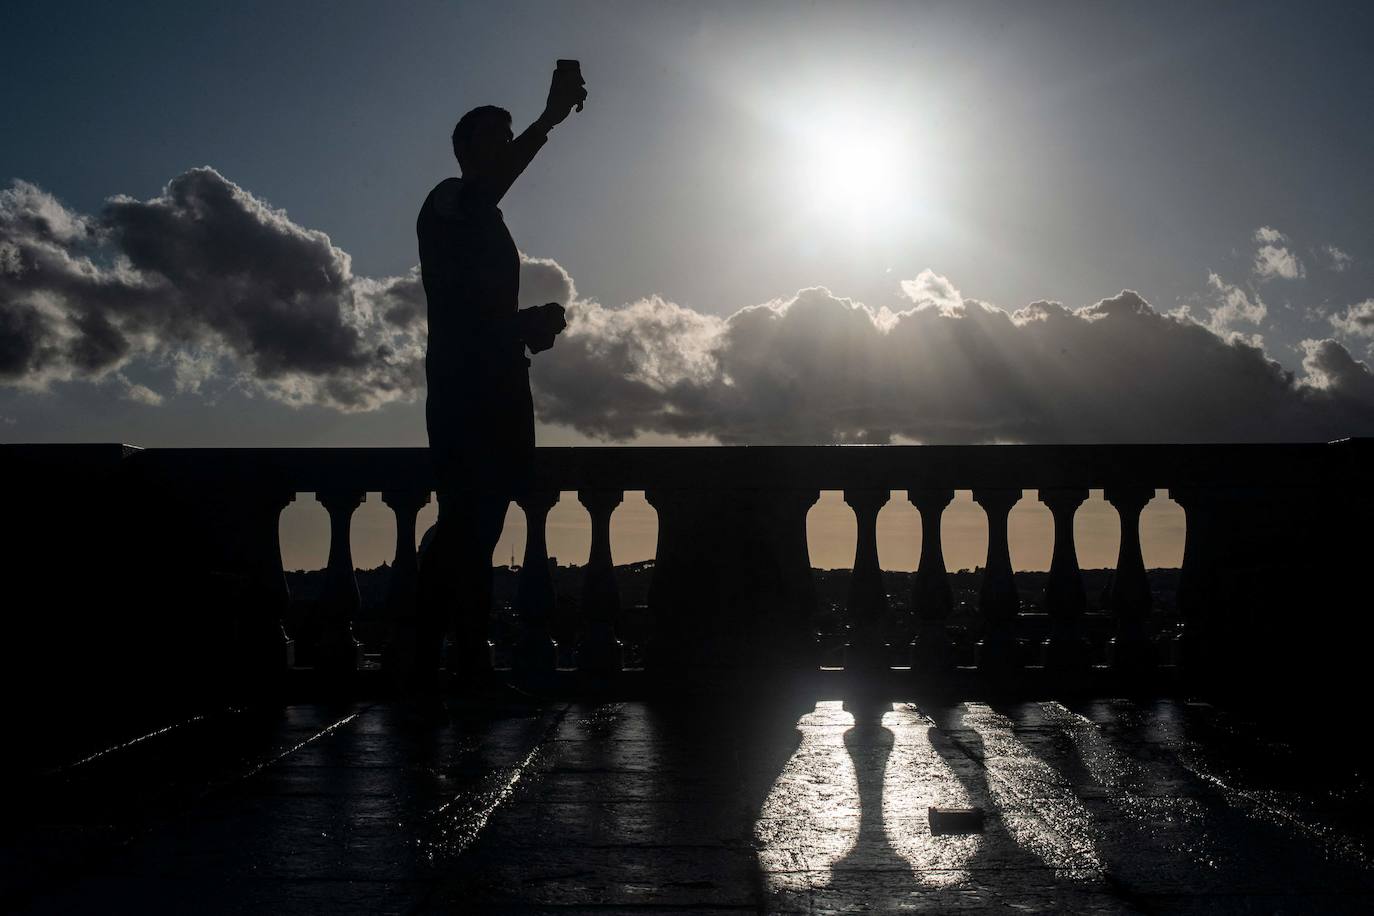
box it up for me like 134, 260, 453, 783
452, 106, 513, 176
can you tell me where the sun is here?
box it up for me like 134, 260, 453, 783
793, 112, 912, 228
806, 131, 898, 202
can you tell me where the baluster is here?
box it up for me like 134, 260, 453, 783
1105, 487, 1155, 672
578, 488, 624, 674
515, 489, 560, 672
381, 489, 430, 678
315, 489, 366, 674
1170, 486, 1218, 673
644, 488, 692, 672
973, 489, 1023, 673
909, 488, 955, 673
1039, 488, 1091, 671
844, 489, 890, 673
241, 486, 296, 674
773, 488, 822, 670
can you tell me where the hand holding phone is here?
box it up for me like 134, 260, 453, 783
552, 59, 587, 114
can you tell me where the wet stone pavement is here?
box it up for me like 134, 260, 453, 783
6, 691, 1374, 913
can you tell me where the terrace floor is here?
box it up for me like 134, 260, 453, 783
7, 684, 1374, 914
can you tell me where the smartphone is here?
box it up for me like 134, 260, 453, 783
556, 59, 585, 111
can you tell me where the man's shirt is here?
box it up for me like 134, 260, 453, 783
417, 129, 548, 404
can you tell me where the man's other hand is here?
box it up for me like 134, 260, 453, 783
526, 329, 556, 354
538, 302, 568, 335
522, 302, 567, 354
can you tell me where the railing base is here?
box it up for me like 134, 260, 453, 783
267, 661, 1189, 703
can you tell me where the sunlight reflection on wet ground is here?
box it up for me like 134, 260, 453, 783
15, 695, 1374, 913
753, 697, 1373, 912
755, 699, 1108, 903
755, 700, 991, 890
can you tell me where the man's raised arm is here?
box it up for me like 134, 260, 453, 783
481, 65, 588, 207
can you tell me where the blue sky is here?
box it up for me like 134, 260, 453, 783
3, 0, 1374, 449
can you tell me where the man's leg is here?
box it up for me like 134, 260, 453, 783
447, 488, 511, 686
420, 385, 533, 693
414, 490, 461, 695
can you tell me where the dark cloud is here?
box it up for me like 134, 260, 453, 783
532, 284, 1374, 444
0, 169, 425, 409
1301, 338, 1374, 404
0, 301, 60, 377
0, 169, 591, 410
375, 272, 427, 328
533, 294, 725, 440
4, 170, 1374, 442
1330, 299, 1374, 343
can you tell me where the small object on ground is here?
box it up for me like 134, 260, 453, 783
928, 806, 985, 834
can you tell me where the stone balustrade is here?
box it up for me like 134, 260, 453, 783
4, 440, 1369, 693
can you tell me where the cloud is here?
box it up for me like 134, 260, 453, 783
0, 169, 599, 411
533, 284, 1374, 444
6, 170, 1374, 444
1322, 244, 1353, 272
899, 268, 962, 314
1330, 299, 1374, 341
533, 294, 727, 440
0, 169, 426, 410
117, 373, 164, 405
516, 254, 577, 310
1254, 245, 1304, 280
1250, 228, 1305, 281
1300, 338, 1374, 403
1202, 271, 1266, 340
1250, 226, 1305, 280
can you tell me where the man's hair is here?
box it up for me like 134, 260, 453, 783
451, 105, 512, 165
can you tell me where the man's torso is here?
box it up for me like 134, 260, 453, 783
418, 177, 526, 393
419, 179, 534, 470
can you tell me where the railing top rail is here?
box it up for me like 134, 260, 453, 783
6, 440, 1358, 492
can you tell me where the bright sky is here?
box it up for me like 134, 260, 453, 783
2, 0, 1371, 569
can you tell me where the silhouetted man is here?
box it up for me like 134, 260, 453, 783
413, 63, 587, 695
